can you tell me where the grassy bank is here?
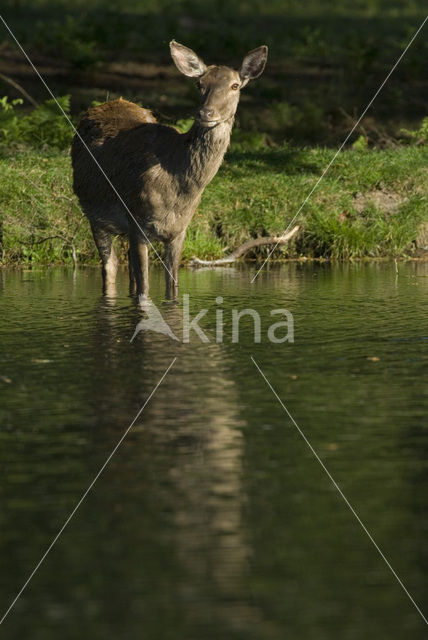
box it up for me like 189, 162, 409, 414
1, 0, 427, 266
0, 137, 427, 266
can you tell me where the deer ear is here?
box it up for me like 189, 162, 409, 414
239, 45, 268, 87
170, 40, 207, 78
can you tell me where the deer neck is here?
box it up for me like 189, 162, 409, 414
184, 117, 234, 191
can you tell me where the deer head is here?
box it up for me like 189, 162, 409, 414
170, 40, 268, 127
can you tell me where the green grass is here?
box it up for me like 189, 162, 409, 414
0, 138, 426, 265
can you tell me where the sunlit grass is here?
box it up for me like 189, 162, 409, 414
0, 142, 426, 265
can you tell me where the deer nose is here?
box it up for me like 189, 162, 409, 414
199, 107, 215, 122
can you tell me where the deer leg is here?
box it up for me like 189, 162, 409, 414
90, 223, 118, 287
128, 248, 134, 283
129, 223, 149, 298
128, 247, 135, 292
164, 231, 186, 299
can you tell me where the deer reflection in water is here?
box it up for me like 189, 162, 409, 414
88, 289, 278, 636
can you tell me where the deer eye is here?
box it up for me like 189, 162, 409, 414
231, 83, 240, 90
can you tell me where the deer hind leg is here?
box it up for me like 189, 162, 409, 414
129, 222, 149, 298
164, 230, 186, 300
90, 222, 118, 287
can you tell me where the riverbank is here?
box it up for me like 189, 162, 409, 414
0, 141, 427, 265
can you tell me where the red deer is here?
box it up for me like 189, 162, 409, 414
71, 41, 268, 297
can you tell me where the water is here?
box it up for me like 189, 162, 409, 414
0, 262, 427, 638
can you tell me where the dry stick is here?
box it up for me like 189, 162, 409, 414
0, 72, 38, 107
191, 225, 299, 266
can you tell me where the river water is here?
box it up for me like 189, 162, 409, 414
1, 262, 427, 638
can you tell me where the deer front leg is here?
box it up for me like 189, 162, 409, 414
129, 222, 149, 298
90, 222, 118, 291
164, 231, 186, 299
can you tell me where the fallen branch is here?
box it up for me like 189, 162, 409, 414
191, 225, 299, 266
0, 73, 38, 107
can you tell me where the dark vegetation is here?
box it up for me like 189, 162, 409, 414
1, 0, 427, 145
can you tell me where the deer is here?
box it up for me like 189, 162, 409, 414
71, 41, 268, 298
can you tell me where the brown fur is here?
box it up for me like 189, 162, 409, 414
78, 98, 157, 144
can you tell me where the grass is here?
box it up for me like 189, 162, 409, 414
0, 137, 426, 266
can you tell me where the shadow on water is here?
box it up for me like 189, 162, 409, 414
0, 262, 427, 638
